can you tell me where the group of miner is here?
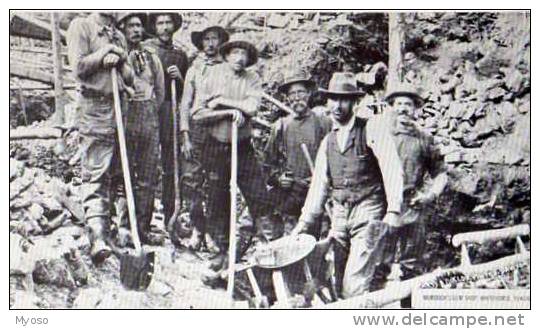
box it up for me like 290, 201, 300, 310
66, 12, 448, 306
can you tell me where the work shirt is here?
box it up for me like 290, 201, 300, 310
179, 54, 223, 132
264, 110, 332, 181
67, 13, 132, 94
192, 63, 262, 142
299, 114, 404, 225
391, 115, 445, 224
127, 44, 165, 105
143, 38, 189, 102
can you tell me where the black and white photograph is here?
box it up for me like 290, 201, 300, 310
8, 10, 530, 311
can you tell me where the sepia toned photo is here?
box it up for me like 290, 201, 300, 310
9, 10, 530, 310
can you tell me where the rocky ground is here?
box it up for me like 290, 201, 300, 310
10, 11, 530, 309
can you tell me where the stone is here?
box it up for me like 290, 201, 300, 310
486, 87, 506, 101
72, 288, 103, 309
32, 258, 76, 289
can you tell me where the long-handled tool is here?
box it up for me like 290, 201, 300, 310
167, 81, 182, 231
111, 67, 155, 291
226, 120, 239, 301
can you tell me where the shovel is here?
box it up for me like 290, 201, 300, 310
111, 67, 155, 291
226, 119, 239, 300
167, 81, 182, 231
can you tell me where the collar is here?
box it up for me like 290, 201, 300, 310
332, 114, 356, 132
202, 54, 223, 65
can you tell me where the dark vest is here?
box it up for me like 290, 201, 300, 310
327, 117, 385, 205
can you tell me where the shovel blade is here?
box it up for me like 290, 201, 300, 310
120, 251, 156, 291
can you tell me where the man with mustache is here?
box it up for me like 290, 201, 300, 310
179, 25, 229, 251
67, 12, 134, 264
191, 36, 273, 274
143, 13, 189, 228
263, 70, 332, 241
292, 72, 404, 299
384, 84, 448, 307
116, 12, 165, 245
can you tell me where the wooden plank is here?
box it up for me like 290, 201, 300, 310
10, 62, 54, 84
11, 12, 66, 40
51, 12, 65, 124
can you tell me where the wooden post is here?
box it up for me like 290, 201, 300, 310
51, 12, 65, 125
388, 12, 404, 87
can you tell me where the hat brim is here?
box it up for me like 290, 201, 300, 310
220, 40, 258, 67
278, 79, 316, 94
117, 13, 148, 28
191, 26, 230, 50
147, 13, 182, 34
318, 88, 365, 96
385, 91, 424, 107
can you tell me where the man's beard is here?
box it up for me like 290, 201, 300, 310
291, 100, 308, 115
158, 32, 172, 43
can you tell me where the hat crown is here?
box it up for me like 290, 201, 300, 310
327, 72, 360, 93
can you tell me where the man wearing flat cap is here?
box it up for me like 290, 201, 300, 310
263, 70, 332, 241
67, 12, 134, 264
115, 12, 165, 245
143, 12, 189, 227
292, 72, 404, 298
383, 84, 448, 307
192, 36, 273, 273
179, 25, 229, 251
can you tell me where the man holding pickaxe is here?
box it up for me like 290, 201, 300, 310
191, 36, 273, 275
115, 12, 165, 245
263, 70, 332, 241
143, 12, 189, 227
178, 24, 230, 251
67, 12, 134, 264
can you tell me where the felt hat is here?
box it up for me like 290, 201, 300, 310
116, 12, 148, 28
219, 35, 258, 67
191, 25, 229, 50
278, 70, 316, 94
385, 83, 424, 107
319, 72, 365, 96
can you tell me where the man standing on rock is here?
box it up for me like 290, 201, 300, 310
192, 36, 273, 273
143, 12, 189, 228
263, 70, 332, 240
116, 12, 165, 245
384, 84, 448, 307
67, 12, 134, 264
179, 25, 229, 251
291, 72, 404, 298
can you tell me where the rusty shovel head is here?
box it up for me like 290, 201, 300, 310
119, 250, 155, 291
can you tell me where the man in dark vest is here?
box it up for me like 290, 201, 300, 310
263, 70, 332, 240
143, 12, 189, 226
292, 72, 404, 298
384, 84, 448, 307
67, 12, 134, 264
115, 12, 165, 245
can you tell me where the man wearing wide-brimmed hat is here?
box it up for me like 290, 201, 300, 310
115, 12, 165, 245
292, 72, 404, 298
178, 24, 229, 251
262, 69, 332, 241
384, 83, 448, 308
66, 12, 134, 264
191, 36, 273, 274
143, 12, 189, 227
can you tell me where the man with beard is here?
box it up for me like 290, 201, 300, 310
115, 12, 165, 245
191, 36, 273, 274
143, 12, 189, 227
179, 25, 230, 251
67, 12, 134, 263
292, 72, 404, 299
384, 84, 448, 307
263, 70, 332, 241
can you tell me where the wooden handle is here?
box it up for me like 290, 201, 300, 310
452, 224, 530, 247
171, 81, 181, 203
260, 92, 295, 116
301, 143, 315, 172
111, 68, 141, 252
226, 120, 239, 299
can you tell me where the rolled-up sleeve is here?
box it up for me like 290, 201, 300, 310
366, 117, 404, 214
299, 135, 331, 225
67, 19, 107, 80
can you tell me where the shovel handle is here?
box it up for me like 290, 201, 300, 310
111, 68, 142, 252
226, 120, 239, 298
